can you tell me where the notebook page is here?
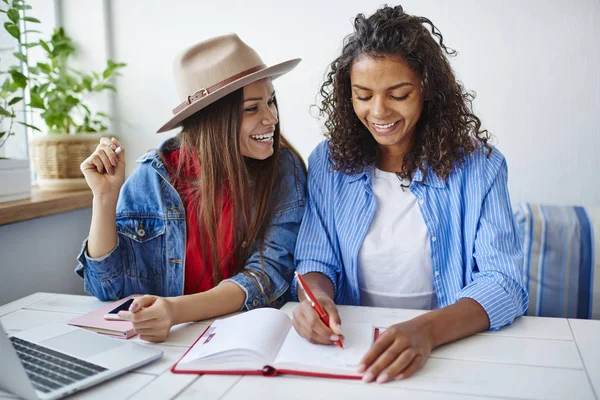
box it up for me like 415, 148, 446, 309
178, 308, 292, 367
273, 323, 373, 375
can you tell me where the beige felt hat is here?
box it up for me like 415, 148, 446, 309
157, 33, 301, 133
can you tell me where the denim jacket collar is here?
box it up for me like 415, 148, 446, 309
135, 137, 181, 185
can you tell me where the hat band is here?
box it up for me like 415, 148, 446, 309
172, 64, 266, 115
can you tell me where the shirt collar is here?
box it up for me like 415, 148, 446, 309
347, 164, 446, 188
347, 165, 372, 183
412, 166, 446, 189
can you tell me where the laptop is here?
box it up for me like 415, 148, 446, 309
0, 322, 163, 400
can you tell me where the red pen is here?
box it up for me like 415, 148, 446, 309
295, 271, 344, 349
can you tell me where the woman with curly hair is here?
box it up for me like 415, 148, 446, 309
292, 5, 528, 383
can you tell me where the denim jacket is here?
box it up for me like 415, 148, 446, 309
76, 138, 307, 310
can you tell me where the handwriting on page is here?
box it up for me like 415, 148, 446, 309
274, 323, 374, 371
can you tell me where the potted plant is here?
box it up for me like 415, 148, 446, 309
27, 27, 126, 191
0, 0, 38, 202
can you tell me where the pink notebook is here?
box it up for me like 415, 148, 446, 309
68, 295, 140, 339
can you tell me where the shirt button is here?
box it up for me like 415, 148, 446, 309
432, 236, 437, 242
435, 271, 440, 277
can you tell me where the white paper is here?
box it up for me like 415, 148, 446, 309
177, 308, 292, 367
274, 323, 374, 373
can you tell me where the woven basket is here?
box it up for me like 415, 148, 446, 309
30, 133, 103, 180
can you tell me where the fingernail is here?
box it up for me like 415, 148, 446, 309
362, 372, 374, 383
395, 374, 405, 381
110, 144, 117, 150
377, 373, 388, 384
330, 335, 339, 341
129, 302, 139, 312
356, 363, 366, 373
111, 158, 117, 167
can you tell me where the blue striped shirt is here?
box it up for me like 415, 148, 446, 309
293, 140, 529, 330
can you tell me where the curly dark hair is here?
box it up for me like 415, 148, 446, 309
319, 4, 491, 181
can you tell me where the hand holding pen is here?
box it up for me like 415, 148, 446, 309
293, 271, 344, 349
80, 137, 126, 197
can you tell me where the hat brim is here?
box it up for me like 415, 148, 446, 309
157, 58, 301, 133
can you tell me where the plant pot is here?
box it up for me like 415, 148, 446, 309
30, 133, 103, 192
0, 158, 31, 203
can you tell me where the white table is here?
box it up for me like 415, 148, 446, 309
1, 293, 598, 400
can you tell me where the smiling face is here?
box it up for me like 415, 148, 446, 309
350, 54, 424, 167
239, 78, 278, 160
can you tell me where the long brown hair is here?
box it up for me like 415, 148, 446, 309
320, 5, 491, 181
164, 87, 302, 301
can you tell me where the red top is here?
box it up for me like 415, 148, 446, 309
164, 149, 235, 295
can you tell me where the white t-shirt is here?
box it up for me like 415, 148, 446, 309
357, 169, 438, 310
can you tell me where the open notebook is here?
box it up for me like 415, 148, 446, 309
171, 308, 375, 379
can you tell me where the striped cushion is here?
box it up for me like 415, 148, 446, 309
513, 203, 600, 319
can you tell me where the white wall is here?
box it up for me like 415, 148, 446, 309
54, 0, 600, 207
0, 208, 90, 305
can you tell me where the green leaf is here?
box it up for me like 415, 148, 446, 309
11, 3, 32, 10
17, 121, 41, 131
8, 96, 22, 105
29, 93, 44, 109
36, 62, 51, 74
4, 22, 20, 39
0, 131, 6, 140
9, 70, 26, 88
13, 51, 26, 63
94, 84, 116, 92
22, 16, 40, 23
65, 95, 79, 107
38, 39, 50, 52
81, 76, 92, 91
0, 105, 14, 117
7, 8, 19, 23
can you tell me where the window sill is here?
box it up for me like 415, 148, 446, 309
0, 186, 93, 226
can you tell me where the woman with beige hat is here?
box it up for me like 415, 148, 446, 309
76, 34, 306, 342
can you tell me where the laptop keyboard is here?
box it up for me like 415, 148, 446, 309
10, 336, 108, 393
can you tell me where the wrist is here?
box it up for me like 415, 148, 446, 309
414, 312, 438, 349
93, 193, 119, 207
167, 296, 184, 326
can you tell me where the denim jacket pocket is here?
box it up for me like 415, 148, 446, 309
117, 217, 166, 280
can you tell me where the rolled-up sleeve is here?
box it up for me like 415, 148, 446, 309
223, 150, 306, 310
457, 159, 529, 330
75, 236, 124, 301
292, 143, 341, 300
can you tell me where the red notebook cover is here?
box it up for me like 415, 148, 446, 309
170, 325, 380, 379
67, 295, 140, 339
